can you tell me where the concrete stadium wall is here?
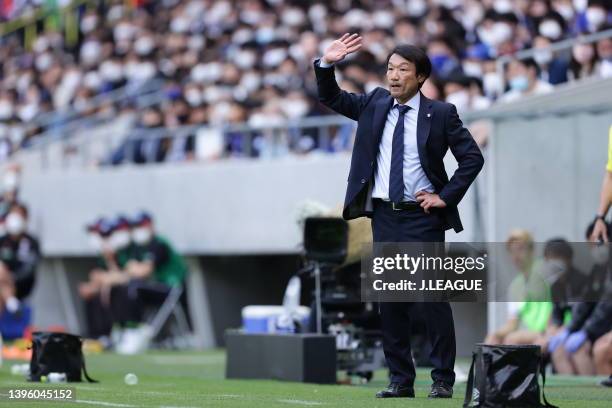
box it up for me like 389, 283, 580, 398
18, 154, 478, 257
478, 77, 612, 331
19, 155, 351, 256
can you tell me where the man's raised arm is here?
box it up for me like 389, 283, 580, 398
314, 33, 376, 121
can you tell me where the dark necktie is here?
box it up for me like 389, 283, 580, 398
389, 104, 411, 203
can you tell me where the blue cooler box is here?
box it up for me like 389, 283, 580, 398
242, 306, 310, 333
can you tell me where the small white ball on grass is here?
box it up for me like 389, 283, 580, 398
124, 373, 138, 385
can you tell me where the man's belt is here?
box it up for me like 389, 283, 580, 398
374, 199, 422, 211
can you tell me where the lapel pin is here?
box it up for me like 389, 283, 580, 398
427, 113, 431, 118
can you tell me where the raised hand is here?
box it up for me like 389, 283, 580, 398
322, 33, 363, 65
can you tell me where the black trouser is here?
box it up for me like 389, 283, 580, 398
371, 199, 456, 387
109, 280, 172, 327
84, 296, 112, 339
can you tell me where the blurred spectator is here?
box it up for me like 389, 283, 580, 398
549, 288, 612, 376
443, 75, 490, 115
549, 221, 611, 372
0, 164, 21, 216
78, 215, 134, 341
484, 229, 552, 346
109, 107, 165, 164
568, 41, 599, 80
108, 211, 187, 354
79, 210, 186, 351
595, 36, 612, 78
532, 35, 569, 85
0, 203, 40, 315
500, 58, 554, 103
542, 238, 588, 303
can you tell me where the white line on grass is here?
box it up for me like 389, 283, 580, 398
277, 399, 324, 406
76, 399, 137, 407
159, 406, 200, 408
149, 355, 224, 365
75, 386, 109, 391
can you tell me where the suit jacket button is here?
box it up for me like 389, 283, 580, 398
360, 178, 366, 184
370, 161, 374, 167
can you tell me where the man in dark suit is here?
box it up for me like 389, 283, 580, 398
314, 34, 484, 399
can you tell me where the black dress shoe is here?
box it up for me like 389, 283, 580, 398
375, 383, 415, 398
428, 381, 453, 398
601, 376, 612, 387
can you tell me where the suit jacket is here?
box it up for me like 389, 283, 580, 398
314, 59, 484, 233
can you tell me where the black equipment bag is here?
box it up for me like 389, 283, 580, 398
28, 331, 97, 382
463, 344, 557, 408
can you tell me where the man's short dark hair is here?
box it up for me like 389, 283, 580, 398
385, 45, 432, 85
544, 238, 573, 261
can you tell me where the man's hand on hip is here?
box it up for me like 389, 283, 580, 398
321, 33, 362, 65
415, 191, 446, 214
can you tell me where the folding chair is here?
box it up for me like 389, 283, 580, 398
142, 284, 193, 348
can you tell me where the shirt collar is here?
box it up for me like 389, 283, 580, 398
394, 91, 420, 111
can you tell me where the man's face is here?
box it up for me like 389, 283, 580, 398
386, 53, 424, 103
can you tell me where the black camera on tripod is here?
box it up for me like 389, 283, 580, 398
300, 217, 384, 383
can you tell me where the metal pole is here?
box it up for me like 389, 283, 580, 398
315, 262, 322, 334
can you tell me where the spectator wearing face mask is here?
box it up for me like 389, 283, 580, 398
542, 238, 588, 304
443, 75, 491, 115
577, 1, 611, 34
78, 215, 135, 342
0, 203, 40, 315
539, 223, 609, 359
125, 212, 186, 291
537, 12, 567, 43
110, 212, 187, 354
532, 35, 569, 85
542, 238, 599, 371
500, 58, 554, 103
427, 36, 463, 80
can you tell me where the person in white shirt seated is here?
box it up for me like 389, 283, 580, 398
500, 58, 554, 104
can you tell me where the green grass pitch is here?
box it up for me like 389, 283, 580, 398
0, 350, 610, 407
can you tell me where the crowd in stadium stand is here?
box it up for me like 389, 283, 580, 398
0, 0, 611, 162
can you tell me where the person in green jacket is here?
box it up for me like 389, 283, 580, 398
110, 211, 188, 354
485, 229, 553, 346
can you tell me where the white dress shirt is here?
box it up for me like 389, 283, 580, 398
317, 59, 434, 201
371, 92, 434, 201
